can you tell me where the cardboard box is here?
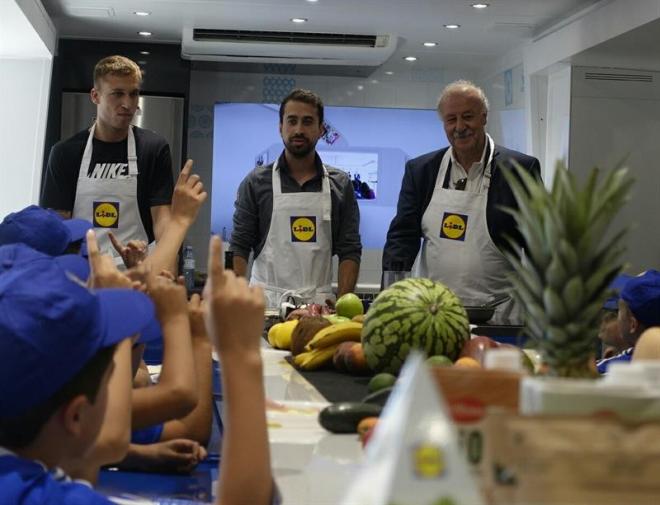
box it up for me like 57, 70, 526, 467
431, 367, 522, 497
483, 412, 660, 505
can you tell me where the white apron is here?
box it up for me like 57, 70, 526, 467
250, 160, 334, 310
416, 135, 520, 324
72, 123, 149, 261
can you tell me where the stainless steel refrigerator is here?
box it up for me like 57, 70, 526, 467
60, 92, 184, 181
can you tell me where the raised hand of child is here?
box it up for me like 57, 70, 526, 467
171, 159, 208, 227
188, 293, 208, 339
203, 236, 265, 357
86, 230, 136, 290
147, 268, 188, 324
109, 232, 148, 269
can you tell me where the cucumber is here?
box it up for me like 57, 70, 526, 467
318, 402, 382, 433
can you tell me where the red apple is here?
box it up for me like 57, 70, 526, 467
459, 335, 500, 366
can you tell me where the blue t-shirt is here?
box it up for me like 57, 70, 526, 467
596, 347, 634, 374
0, 450, 113, 505
130, 423, 164, 445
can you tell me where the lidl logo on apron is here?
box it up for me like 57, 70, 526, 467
93, 201, 120, 228
440, 212, 468, 241
290, 216, 317, 242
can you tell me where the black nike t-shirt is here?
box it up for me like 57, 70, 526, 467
40, 127, 174, 242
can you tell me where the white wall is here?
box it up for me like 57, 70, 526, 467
0, 0, 55, 218
569, 66, 660, 272
520, 0, 660, 175
542, 64, 572, 187
0, 58, 53, 218
478, 63, 529, 155
187, 66, 478, 278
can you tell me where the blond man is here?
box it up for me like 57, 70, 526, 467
41, 55, 174, 260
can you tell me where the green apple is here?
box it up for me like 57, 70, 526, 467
335, 293, 364, 319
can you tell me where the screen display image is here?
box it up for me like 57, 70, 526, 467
212, 103, 448, 249
318, 150, 378, 199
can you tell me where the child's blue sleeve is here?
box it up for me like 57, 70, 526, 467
130, 423, 164, 445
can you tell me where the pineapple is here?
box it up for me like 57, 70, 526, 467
501, 161, 633, 378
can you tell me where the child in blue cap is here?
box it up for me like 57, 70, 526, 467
597, 270, 660, 373
0, 204, 92, 256
0, 248, 155, 503
0, 235, 279, 504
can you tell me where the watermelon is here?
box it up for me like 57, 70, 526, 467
361, 278, 470, 374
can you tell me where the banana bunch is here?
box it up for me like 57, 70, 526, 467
293, 321, 363, 370
293, 345, 338, 370
267, 320, 298, 350
306, 321, 363, 351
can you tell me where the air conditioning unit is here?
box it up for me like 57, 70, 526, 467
181, 27, 397, 66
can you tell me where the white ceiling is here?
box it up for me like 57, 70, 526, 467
572, 16, 660, 72
42, 0, 602, 71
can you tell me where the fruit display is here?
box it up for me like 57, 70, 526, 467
502, 161, 632, 377
293, 346, 337, 370
318, 402, 382, 433
306, 321, 363, 350
285, 302, 333, 321
335, 292, 365, 319
356, 417, 379, 447
290, 316, 331, 356
368, 372, 397, 392
267, 319, 299, 350
333, 342, 370, 374
453, 356, 481, 368
459, 336, 500, 364
293, 321, 364, 370
361, 278, 470, 374
425, 355, 453, 367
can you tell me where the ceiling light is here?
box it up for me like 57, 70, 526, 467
138, 31, 152, 37
423, 42, 438, 47
385, 71, 394, 75
306, 0, 319, 2
404, 56, 417, 62
357, 85, 364, 90
138, 60, 147, 65
134, 11, 150, 16
291, 17, 307, 23
444, 24, 460, 29
471, 3, 489, 9
139, 51, 150, 55
370, 79, 379, 84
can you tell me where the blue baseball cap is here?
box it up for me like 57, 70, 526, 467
621, 270, 660, 328
0, 259, 156, 417
0, 243, 161, 343
0, 243, 90, 281
0, 205, 92, 255
603, 274, 634, 311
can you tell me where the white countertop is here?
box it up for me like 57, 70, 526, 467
260, 348, 365, 505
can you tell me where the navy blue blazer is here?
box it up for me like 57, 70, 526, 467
382, 144, 541, 271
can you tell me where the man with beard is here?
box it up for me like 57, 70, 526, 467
382, 80, 541, 324
230, 89, 362, 309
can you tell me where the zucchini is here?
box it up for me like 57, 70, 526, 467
318, 402, 382, 433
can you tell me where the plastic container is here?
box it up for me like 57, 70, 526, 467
183, 244, 195, 292
520, 364, 660, 422
484, 348, 523, 372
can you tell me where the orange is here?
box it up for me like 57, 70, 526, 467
454, 356, 481, 368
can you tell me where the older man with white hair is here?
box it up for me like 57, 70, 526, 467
383, 80, 541, 324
